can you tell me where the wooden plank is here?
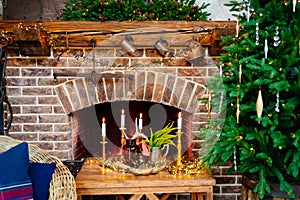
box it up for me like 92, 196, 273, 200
75, 162, 215, 197
0, 20, 235, 48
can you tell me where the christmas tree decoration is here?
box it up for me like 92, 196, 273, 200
264, 34, 268, 59
255, 22, 259, 45
246, 2, 251, 22
236, 16, 240, 37
273, 26, 280, 47
293, 0, 297, 12
238, 64, 242, 83
233, 146, 237, 171
275, 92, 280, 112
256, 89, 263, 124
236, 96, 240, 123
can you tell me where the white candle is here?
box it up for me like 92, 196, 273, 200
102, 117, 106, 136
178, 112, 182, 131
139, 113, 143, 130
121, 109, 125, 128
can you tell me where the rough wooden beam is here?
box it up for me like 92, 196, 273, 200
0, 20, 236, 55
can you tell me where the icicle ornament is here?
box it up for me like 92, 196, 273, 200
275, 93, 280, 112
246, 2, 251, 22
255, 22, 259, 45
273, 26, 280, 47
264, 37, 268, 59
233, 146, 237, 171
239, 64, 242, 83
236, 95, 240, 124
256, 89, 263, 124
236, 18, 239, 37
293, 0, 297, 12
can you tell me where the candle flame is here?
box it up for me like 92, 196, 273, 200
178, 112, 182, 118
122, 109, 124, 114
102, 117, 105, 123
140, 113, 142, 118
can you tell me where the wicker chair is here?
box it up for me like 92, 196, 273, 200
0, 135, 77, 200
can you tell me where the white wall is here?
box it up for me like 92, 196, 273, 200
196, 0, 239, 21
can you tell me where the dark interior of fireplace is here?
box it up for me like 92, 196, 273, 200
73, 101, 192, 160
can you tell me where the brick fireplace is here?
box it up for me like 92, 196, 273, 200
55, 67, 207, 159
1, 20, 241, 200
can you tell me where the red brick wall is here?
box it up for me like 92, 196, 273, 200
5, 46, 241, 200
3, 20, 241, 199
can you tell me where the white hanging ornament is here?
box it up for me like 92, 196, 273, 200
264, 37, 268, 59
256, 89, 263, 124
275, 92, 280, 112
246, 2, 251, 22
273, 26, 280, 47
293, 0, 297, 12
239, 64, 242, 83
233, 146, 237, 171
255, 22, 259, 45
236, 17, 239, 37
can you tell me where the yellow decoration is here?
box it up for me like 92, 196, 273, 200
176, 131, 183, 167
239, 64, 242, 83
256, 89, 263, 124
236, 96, 240, 124
165, 156, 208, 175
237, 136, 243, 141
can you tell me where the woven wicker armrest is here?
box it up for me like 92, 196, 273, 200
0, 136, 77, 200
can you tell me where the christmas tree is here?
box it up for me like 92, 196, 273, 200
200, 0, 300, 199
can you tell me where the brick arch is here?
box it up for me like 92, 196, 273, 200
54, 70, 207, 115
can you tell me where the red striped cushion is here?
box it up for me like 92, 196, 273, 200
0, 182, 33, 200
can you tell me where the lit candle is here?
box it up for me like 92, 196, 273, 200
177, 112, 182, 131
139, 113, 143, 130
121, 109, 125, 128
102, 117, 106, 136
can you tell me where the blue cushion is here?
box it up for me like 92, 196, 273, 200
28, 162, 56, 200
0, 142, 33, 200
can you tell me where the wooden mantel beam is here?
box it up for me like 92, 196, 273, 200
0, 20, 236, 55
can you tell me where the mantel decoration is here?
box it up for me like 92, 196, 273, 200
199, 0, 300, 199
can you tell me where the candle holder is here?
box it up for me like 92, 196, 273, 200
176, 131, 183, 167
119, 127, 127, 156
100, 136, 107, 160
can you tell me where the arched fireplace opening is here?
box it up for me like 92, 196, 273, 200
72, 101, 192, 160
